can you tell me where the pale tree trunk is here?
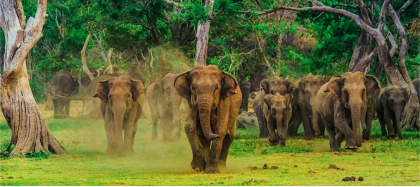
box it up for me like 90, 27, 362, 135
194, 0, 215, 66
0, 0, 66, 156
260, 0, 419, 128
81, 34, 94, 81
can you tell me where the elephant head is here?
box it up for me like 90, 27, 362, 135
260, 77, 294, 95
264, 93, 292, 146
325, 71, 378, 147
93, 77, 145, 150
382, 87, 408, 130
174, 65, 239, 141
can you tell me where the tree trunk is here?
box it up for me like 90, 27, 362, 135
81, 34, 94, 81
194, 0, 215, 66
0, 0, 66, 156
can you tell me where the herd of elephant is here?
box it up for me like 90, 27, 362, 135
49, 65, 420, 174
253, 72, 420, 151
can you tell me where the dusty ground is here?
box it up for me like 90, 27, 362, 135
0, 101, 419, 185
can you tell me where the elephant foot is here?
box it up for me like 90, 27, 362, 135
205, 166, 219, 174
279, 141, 286, 147
388, 134, 396, 139
330, 147, 339, 152
345, 145, 358, 150
191, 158, 205, 172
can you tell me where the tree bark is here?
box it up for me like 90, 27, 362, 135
0, 0, 66, 156
194, 0, 215, 66
81, 34, 94, 81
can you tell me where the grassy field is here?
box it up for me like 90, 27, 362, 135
0, 102, 419, 186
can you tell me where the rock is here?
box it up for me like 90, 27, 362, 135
263, 163, 268, 169
271, 166, 278, 169
309, 170, 316, 173
328, 164, 338, 169
350, 176, 356, 181
293, 165, 298, 168
236, 111, 258, 129
358, 177, 364, 181
249, 166, 258, 170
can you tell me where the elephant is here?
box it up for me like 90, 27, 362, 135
316, 72, 381, 151
93, 76, 145, 157
174, 65, 242, 173
49, 72, 77, 119
253, 77, 294, 138
361, 75, 381, 140
288, 73, 330, 139
376, 86, 408, 139
146, 73, 183, 141
263, 93, 292, 146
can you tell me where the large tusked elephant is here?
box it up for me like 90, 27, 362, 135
94, 76, 145, 157
288, 73, 330, 139
263, 93, 292, 146
316, 72, 380, 151
146, 73, 183, 141
174, 65, 242, 173
253, 77, 293, 138
376, 86, 408, 139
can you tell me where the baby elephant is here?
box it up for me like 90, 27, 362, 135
94, 77, 145, 157
264, 93, 292, 146
377, 86, 408, 139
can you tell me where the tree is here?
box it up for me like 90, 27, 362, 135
0, 0, 66, 156
194, 0, 215, 66
258, 0, 419, 128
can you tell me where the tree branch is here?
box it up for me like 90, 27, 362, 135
164, 0, 180, 6
387, 30, 397, 57
398, 0, 415, 15
81, 34, 94, 81
377, 0, 391, 32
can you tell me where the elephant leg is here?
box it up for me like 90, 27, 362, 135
326, 126, 339, 151
52, 99, 59, 118
384, 108, 396, 138
378, 115, 387, 137
256, 110, 269, 138
219, 134, 234, 168
311, 108, 322, 136
64, 99, 71, 117
335, 123, 356, 149
185, 117, 205, 171
161, 118, 171, 141
151, 117, 158, 140
266, 116, 278, 145
124, 122, 138, 155
206, 134, 225, 173
288, 107, 302, 136
335, 132, 345, 149
318, 116, 326, 136
391, 114, 402, 139
300, 105, 314, 140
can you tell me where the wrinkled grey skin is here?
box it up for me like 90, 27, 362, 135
316, 72, 380, 151
146, 73, 183, 141
50, 72, 77, 119
376, 86, 408, 139
253, 77, 293, 138
288, 73, 330, 139
94, 77, 145, 157
174, 65, 242, 173
263, 93, 292, 146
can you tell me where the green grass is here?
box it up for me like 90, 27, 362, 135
0, 117, 419, 186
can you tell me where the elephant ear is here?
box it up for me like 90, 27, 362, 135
260, 79, 270, 94
325, 78, 342, 98
286, 80, 294, 94
221, 72, 239, 100
264, 94, 273, 107
365, 75, 381, 98
131, 79, 145, 101
174, 71, 192, 107
93, 80, 109, 103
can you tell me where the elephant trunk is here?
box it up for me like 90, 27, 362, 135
310, 97, 321, 136
350, 102, 362, 147
112, 104, 126, 152
360, 102, 368, 130
197, 95, 220, 141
